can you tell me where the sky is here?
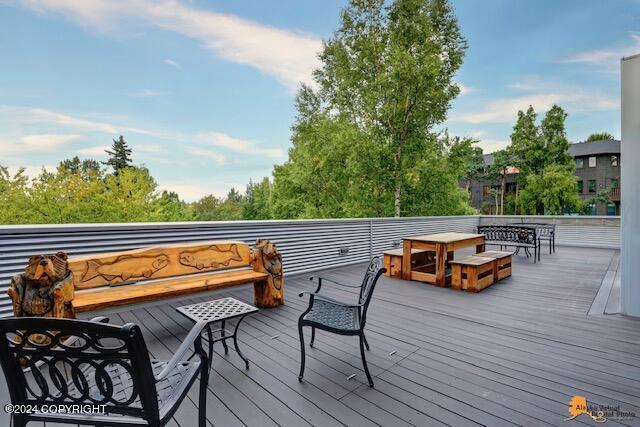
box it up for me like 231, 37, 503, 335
0, 0, 638, 201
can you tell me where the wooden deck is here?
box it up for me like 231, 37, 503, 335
3, 246, 640, 426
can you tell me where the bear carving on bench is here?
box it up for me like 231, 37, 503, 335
8, 252, 75, 319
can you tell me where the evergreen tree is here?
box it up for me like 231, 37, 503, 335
103, 135, 133, 174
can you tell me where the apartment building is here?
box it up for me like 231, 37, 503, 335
468, 139, 621, 215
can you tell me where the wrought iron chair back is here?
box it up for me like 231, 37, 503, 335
358, 256, 385, 324
0, 317, 159, 421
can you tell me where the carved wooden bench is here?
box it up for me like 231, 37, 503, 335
67, 240, 283, 313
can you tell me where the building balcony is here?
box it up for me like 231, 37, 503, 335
610, 187, 621, 201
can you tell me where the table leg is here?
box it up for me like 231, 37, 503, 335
476, 243, 485, 253
221, 319, 229, 354
205, 325, 214, 371
402, 240, 412, 280
447, 251, 454, 268
233, 314, 250, 369
435, 243, 447, 287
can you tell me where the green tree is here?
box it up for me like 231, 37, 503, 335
586, 132, 615, 142
539, 105, 573, 170
0, 166, 31, 224
509, 106, 544, 176
0, 159, 191, 224
459, 145, 485, 193
273, 0, 468, 218
103, 135, 133, 174
488, 149, 516, 215
243, 178, 272, 220
192, 195, 224, 221
155, 191, 192, 221
508, 104, 575, 214
519, 164, 582, 215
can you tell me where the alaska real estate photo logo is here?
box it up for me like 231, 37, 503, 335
565, 396, 636, 423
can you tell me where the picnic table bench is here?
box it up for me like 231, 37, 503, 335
67, 240, 284, 313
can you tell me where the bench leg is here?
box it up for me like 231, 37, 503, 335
310, 327, 315, 348
467, 266, 478, 292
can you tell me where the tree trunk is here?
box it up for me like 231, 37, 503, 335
394, 144, 402, 217
500, 174, 506, 215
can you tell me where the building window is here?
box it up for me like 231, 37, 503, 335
586, 203, 597, 215
611, 155, 618, 167
588, 156, 597, 167
588, 180, 596, 193
482, 185, 489, 197
607, 203, 617, 216
575, 158, 584, 169
577, 180, 583, 193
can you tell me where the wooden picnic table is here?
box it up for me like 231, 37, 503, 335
402, 232, 486, 287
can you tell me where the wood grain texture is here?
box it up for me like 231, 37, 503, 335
69, 241, 252, 289
250, 239, 284, 308
73, 269, 267, 312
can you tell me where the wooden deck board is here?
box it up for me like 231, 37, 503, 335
2, 246, 640, 426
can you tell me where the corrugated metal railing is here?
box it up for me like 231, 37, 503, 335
479, 215, 620, 249
0, 216, 478, 316
0, 215, 620, 316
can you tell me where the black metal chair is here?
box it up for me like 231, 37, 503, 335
0, 316, 210, 427
297, 257, 386, 387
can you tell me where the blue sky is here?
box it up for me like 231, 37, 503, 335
1, 0, 638, 201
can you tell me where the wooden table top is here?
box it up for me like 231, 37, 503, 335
404, 232, 484, 243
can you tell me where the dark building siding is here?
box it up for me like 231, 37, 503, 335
466, 140, 621, 215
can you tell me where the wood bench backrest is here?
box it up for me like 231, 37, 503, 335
68, 241, 252, 290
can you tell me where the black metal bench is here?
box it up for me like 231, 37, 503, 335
513, 222, 556, 254
477, 225, 540, 262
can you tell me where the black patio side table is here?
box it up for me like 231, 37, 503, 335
176, 297, 258, 369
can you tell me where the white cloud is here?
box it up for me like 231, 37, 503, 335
128, 89, 167, 97
561, 32, 640, 71
0, 133, 80, 154
162, 58, 180, 69
195, 131, 284, 158
477, 138, 510, 153
158, 179, 242, 202
1, 105, 156, 136
19, 0, 322, 90
186, 147, 226, 165
458, 83, 476, 96
450, 91, 617, 124
136, 143, 164, 153
6, 164, 56, 179
76, 145, 109, 155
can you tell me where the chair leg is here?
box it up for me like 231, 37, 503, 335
362, 332, 370, 351
310, 327, 315, 348
359, 334, 374, 387
198, 362, 209, 427
11, 415, 27, 427
298, 323, 306, 381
